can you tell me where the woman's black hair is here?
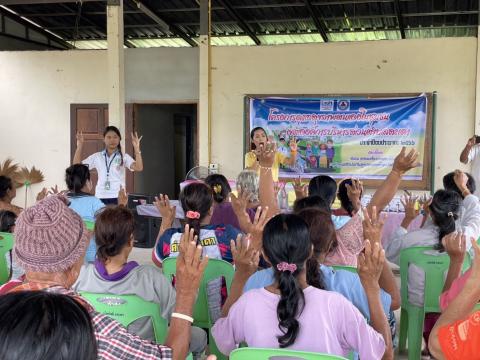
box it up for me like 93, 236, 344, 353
250, 126, 267, 150
292, 195, 331, 214
65, 164, 90, 193
262, 214, 311, 348
180, 182, 213, 240
429, 189, 462, 250
308, 176, 337, 206
0, 210, 16, 233
0, 176, 13, 200
0, 291, 97, 360
95, 206, 135, 262
443, 172, 476, 197
337, 179, 362, 217
103, 126, 124, 166
204, 174, 231, 204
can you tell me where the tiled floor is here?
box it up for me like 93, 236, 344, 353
131, 247, 420, 360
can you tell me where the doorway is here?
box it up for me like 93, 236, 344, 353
133, 103, 197, 198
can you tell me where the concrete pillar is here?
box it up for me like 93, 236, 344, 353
106, 0, 125, 142
198, 0, 211, 166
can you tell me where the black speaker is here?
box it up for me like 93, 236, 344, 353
127, 194, 159, 249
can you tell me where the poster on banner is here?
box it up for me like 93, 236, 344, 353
245, 94, 433, 189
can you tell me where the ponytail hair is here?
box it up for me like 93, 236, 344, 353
429, 189, 462, 250
65, 164, 90, 193
103, 126, 123, 166
338, 179, 361, 217
180, 182, 213, 240
204, 174, 231, 204
262, 214, 311, 348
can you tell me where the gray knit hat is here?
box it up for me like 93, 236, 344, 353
13, 195, 89, 273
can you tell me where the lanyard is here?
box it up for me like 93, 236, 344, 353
104, 151, 118, 178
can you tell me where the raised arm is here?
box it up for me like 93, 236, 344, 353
357, 240, 394, 360
367, 147, 419, 217
399, 195, 420, 230
256, 142, 280, 218
130, 132, 144, 172
283, 137, 298, 166
362, 208, 401, 310
165, 225, 208, 359
460, 137, 475, 164
73, 131, 84, 165
152, 194, 176, 250
441, 232, 467, 293
221, 234, 260, 317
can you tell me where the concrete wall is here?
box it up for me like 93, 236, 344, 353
0, 37, 476, 206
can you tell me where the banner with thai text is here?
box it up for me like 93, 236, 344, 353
247, 95, 428, 181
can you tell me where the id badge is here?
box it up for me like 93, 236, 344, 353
104, 181, 110, 190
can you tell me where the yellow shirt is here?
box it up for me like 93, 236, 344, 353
244, 151, 287, 182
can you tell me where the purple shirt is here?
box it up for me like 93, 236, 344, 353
211, 286, 385, 358
209, 202, 256, 230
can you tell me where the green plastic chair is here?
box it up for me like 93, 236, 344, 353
331, 265, 357, 273
84, 220, 95, 231
398, 246, 471, 360
81, 292, 168, 343
0, 232, 14, 285
162, 257, 235, 360
229, 347, 348, 360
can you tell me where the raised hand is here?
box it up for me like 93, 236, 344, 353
76, 131, 84, 147
118, 186, 128, 206
362, 207, 385, 245
249, 206, 269, 250
176, 224, 209, 299
392, 147, 419, 175
292, 177, 308, 200
231, 234, 260, 276
231, 187, 253, 218
467, 136, 476, 148
131, 132, 143, 151
442, 232, 467, 263
255, 142, 277, 168
346, 178, 363, 213
274, 181, 285, 197
469, 238, 480, 281
401, 194, 419, 220
36, 187, 48, 202
357, 240, 385, 290
154, 194, 176, 223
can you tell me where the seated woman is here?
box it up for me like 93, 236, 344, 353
386, 190, 461, 307
0, 210, 23, 280
0, 291, 97, 360
244, 207, 400, 330
211, 213, 393, 359
73, 206, 207, 356
204, 173, 248, 231
65, 164, 105, 263
0, 194, 208, 360
0, 176, 22, 216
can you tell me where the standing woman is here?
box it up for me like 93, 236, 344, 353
73, 126, 143, 205
245, 127, 297, 182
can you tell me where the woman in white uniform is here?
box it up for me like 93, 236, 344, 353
73, 126, 143, 205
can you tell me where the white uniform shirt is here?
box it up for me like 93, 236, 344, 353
468, 145, 480, 196
82, 150, 135, 199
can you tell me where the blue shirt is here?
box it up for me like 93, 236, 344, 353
68, 193, 105, 263
331, 215, 351, 230
243, 265, 391, 322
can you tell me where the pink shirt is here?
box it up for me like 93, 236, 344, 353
324, 213, 364, 267
211, 286, 385, 358
439, 268, 472, 311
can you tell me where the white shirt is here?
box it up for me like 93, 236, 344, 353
82, 150, 135, 199
468, 145, 480, 196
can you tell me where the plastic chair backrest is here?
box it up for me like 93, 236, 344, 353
229, 348, 348, 360
331, 265, 357, 273
162, 257, 234, 328
0, 232, 14, 285
81, 292, 168, 343
399, 246, 471, 313
84, 220, 95, 231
